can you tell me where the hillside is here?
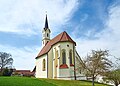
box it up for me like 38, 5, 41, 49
0, 77, 111, 86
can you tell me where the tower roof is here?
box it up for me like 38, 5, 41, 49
44, 14, 49, 29
36, 31, 76, 58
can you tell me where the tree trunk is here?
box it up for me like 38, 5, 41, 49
115, 81, 118, 86
115, 83, 118, 86
92, 75, 95, 86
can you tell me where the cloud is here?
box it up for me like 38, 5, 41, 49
0, 0, 80, 70
75, 3, 120, 60
107, 5, 120, 35
0, 44, 41, 70
0, 0, 79, 35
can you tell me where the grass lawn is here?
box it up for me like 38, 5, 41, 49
39, 78, 110, 86
0, 76, 110, 86
0, 76, 55, 86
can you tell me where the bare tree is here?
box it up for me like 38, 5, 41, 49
104, 56, 120, 86
80, 50, 112, 86
0, 52, 13, 72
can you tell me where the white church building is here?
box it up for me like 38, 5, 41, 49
35, 15, 85, 80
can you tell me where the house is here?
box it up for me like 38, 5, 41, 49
35, 15, 86, 80
12, 69, 35, 76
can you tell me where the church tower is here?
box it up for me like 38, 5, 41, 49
42, 14, 51, 47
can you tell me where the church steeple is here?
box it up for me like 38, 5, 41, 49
42, 14, 51, 47
44, 14, 49, 29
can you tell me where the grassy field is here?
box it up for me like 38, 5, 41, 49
0, 77, 55, 86
0, 76, 110, 86
39, 78, 110, 86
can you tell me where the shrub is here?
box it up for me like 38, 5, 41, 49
2, 68, 13, 76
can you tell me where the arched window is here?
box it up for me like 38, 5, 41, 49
62, 49, 66, 64
69, 50, 72, 64
42, 59, 46, 71
47, 33, 49, 37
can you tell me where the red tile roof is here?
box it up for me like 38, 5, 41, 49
15, 70, 30, 72
36, 31, 76, 58
13, 70, 34, 76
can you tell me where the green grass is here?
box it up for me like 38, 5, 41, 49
0, 76, 110, 86
0, 76, 55, 86
39, 78, 110, 86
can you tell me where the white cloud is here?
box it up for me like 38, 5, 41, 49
0, 0, 80, 70
108, 5, 120, 35
0, 0, 79, 35
75, 3, 120, 60
0, 44, 41, 70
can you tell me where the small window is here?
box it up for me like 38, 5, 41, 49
67, 45, 69, 47
47, 41, 49, 43
42, 59, 46, 71
47, 33, 49, 37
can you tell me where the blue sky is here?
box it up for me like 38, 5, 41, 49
0, 0, 120, 70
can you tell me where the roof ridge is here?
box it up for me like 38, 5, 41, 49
59, 31, 65, 41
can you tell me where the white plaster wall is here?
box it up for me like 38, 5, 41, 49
35, 41, 83, 80
69, 67, 75, 80
52, 43, 60, 78
59, 42, 75, 79
35, 54, 47, 78
48, 49, 53, 78
59, 42, 74, 66
59, 68, 71, 80
55, 42, 75, 80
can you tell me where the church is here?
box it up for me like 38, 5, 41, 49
35, 15, 85, 80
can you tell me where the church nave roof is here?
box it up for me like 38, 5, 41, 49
36, 31, 76, 58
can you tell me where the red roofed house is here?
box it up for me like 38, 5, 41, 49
35, 15, 85, 80
12, 69, 35, 76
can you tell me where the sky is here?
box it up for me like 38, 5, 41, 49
0, 0, 120, 70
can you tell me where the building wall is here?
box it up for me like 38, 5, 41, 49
35, 54, 47, 78
59, 42, 75, 79
52, 43, 60, 79
35, 41, 86, 80
48, 48, 53, 78
52, 42, 75, 80
59, 42, 74, 67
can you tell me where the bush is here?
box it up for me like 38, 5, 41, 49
2, 68, 13, 76
0, 72, 3, 76
3, 68, 9, 76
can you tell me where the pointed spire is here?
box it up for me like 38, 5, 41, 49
44, 14, 49, 29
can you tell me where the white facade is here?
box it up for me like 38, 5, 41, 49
36, 41, 85, 80
36, 54, 47, 78
35, 15, 85, 80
